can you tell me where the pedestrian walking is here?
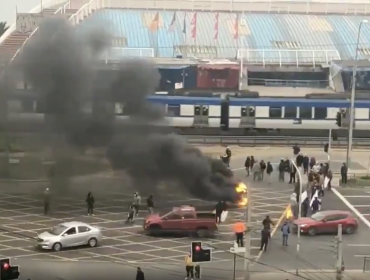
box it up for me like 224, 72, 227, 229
136, 267, 145, 280
126, 203, 136, 224
281, 221, 290, 246
260, 228, 270, 252
146, 194, 154, 214
266, 161, 273, 184
133, 192, 141, 216
245, 156, 251, 177
341, 163, 348, 184
86, 192, 95, 216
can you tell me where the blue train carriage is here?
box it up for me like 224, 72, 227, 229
143, 95, 370, 130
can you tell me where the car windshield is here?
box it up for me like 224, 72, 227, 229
48, 225, 68, 235
311, 212, 327, 221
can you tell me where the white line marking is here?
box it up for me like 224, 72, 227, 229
344, 196, 370, 198
347, 244, 370, 247
332, 188, 370, 228
352, 205, 370, 207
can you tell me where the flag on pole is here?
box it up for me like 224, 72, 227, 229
149, 12, 159, 32
286, 205, 293, 219
168, 12, 176, 32
214, 13, 219, 40
234, 13, 239, 40
191, 12, 197, 40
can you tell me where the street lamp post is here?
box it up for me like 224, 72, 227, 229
347, 19, 368, 168
291, 159, 303, 275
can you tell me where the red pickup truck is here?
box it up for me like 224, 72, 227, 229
144, 206, 218, 237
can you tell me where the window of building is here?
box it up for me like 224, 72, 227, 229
284, 107, 297, 118
314, 108, 327, 119
269, 107, 282, 119
167, 105, 180, 116
299, 107, 312, 119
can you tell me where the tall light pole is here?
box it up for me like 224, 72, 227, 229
291, 159, 303, 275
347, 19, 368, 168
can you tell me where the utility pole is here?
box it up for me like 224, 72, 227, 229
244, 186, 251, 280
336, 224, 343, 280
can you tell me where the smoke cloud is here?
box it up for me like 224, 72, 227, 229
17, 17, 238, 202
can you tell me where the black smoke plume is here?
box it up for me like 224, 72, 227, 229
106, 61, 238, 202
19, 17, 113, 192
18, 17, 238, 202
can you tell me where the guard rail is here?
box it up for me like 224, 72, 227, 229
183, 136, 370, 148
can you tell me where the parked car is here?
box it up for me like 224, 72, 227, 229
36, 221, 103, 251
144, 205, 218, 237
293, 210, 358, 236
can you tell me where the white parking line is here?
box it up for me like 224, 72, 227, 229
332, 188, 370, 228
344, 196, 370, 198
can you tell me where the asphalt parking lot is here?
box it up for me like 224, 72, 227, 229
0, 168, 291, 266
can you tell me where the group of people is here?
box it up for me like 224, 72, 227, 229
233, 215, 275, 252
244, 156, 274, 182
126, 192, 155, 223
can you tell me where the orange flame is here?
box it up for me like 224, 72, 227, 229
286, 205, 293, 219
235, 182, 248, 206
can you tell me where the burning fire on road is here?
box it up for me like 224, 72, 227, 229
235, 182, 248, 206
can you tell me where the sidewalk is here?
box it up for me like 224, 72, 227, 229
249, 271, 369, 280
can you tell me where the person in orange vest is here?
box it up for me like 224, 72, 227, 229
233, 219, 246, 247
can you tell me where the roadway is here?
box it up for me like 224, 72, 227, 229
0, 150, 292, 275
3, 146, 367, 276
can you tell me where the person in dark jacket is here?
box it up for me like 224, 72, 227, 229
215, 201, 225, 224
309, 157, 316, 170
146, 195, 154, 214
260, 228, 270, 252
278, 159, 285, 182
86, 192, 95, 216
296, 153, 304, 167
281, 221, 290, 246
303, 155, 309, 174
250, 156, 255, 169
327, 169, 333, 190
311, 197, 321, 214
341, 163, 348, 184
136, 267, 145, 280
262, 215, 274, 231
302, 197, 309, 217
289, 162, 296, 184
259, 160, 267, 181
266, 162, 273, 184
126, 203, 136, 223
245, 156, 251, 177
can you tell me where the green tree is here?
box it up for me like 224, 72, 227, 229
0, 22, 9, 37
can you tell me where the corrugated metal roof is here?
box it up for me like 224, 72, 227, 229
78, 9, 370, 60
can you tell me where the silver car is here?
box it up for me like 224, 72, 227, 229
36, 221, 103, 251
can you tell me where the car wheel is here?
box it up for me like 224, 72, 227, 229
308, 227, 317, 236
149, 225, 161, 236
345, 225, 355, 234
196, 228, 208, 238
88, 238, 98, 248
52, 243, 62, 252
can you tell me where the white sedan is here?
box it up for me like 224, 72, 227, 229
36, 221, 103, 251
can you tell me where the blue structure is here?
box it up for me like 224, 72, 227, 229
79, 9, 370, 60
147, 96, 370, 108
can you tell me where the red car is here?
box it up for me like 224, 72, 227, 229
293, 210, 358, 236
144, 206, 218, 237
